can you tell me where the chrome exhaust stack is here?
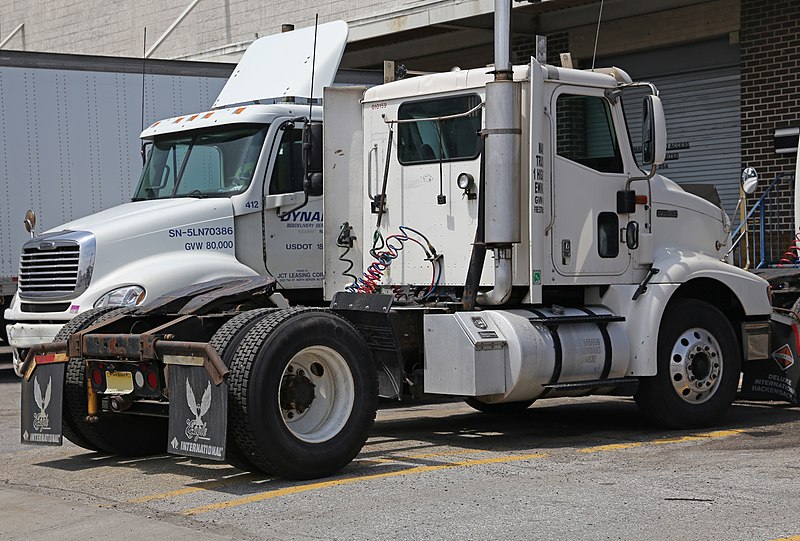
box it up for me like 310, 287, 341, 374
479, 0, 521, 306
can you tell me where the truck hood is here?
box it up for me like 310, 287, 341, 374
652, 174, 726, 222
46, 198, 234, 244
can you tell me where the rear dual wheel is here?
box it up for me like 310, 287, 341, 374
227, 309, 377, 479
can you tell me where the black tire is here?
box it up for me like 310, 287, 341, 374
207, 308, 281, 471
54, 307, 124, 452
59, 307, 168, 456
464, 397, 535, 414
0, 298, 9, 343
635, 299, 740, 429
228, 308, 377, 479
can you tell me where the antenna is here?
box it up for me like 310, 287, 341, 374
141, 27, 147, 131
591, 0, 604, 71
140, 27, 147, 164
308, 13, 318, 119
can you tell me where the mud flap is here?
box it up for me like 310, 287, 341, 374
740, 312, 800, 405
167, 363, 228, 461
20, 362, 65, 446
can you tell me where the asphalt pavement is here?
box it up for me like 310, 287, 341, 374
2, 368, 800, 540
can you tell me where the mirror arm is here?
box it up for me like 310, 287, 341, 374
276, 190, 310, 219
625, 164, 657, 191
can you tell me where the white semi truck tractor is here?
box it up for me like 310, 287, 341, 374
6, 21, 349, 375
19, 3, 775, 479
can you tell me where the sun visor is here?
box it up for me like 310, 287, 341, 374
212, 20, 348, 109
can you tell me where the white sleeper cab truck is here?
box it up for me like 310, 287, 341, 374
6, 21, 348, 375
19, 3, 774, 479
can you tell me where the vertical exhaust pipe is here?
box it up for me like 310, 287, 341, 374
478, 0, 521, 306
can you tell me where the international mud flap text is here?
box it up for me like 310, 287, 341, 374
166, 361, 228, 461
20, 360, 65, 446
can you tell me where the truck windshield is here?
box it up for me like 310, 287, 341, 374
133, 124, 268, 200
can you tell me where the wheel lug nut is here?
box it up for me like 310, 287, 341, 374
287, 411, 294, 419
287, 366, 294, 373
298, 369, 305, 377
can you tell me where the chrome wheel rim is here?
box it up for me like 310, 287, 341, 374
669, 327, 723, 404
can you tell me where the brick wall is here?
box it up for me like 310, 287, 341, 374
0, 0, 435, 60
740, 0, 800, 178
740, 0, 800, 242
512, 31, 569, 66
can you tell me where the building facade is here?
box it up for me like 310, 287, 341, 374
0, 0, 798, 234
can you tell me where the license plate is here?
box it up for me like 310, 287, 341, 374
104, 371, 133, 394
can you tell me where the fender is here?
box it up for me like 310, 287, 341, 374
650, 248, 771, 316
594, 249, 771, 377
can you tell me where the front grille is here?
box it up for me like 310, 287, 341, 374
17, 231, 95, 301
19, 244, 80, 296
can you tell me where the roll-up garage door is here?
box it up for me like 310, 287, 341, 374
602, 39, 741, 216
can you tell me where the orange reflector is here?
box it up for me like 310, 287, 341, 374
233, 107, 246, 114
188, 114, 199, 121
635, 195, 648, 205
173, 117, 185, 124
35, 353, 67, 365
203, 112, 214, 119
150, 121, 161, 127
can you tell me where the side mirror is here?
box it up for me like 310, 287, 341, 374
641, 95, 667, 166
304, 122, 323, 174
741, 167, 758, 195
302, 122, 323, 197
23, 209, 36, 237
304, 172, 323, 197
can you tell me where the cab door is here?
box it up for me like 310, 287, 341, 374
262, 125, 324, 289
550, 88, 631, 281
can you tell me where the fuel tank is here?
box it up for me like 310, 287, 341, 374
423, 306, 631, 402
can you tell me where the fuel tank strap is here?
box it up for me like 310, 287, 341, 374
578, 307, 613, 380
530, 309, 562, 389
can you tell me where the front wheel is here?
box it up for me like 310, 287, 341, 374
635, 299, 740, 429
228, 309, 377, 479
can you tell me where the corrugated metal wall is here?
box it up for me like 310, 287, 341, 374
605, 39, 741, 216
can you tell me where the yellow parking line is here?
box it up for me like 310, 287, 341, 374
129, 473, 260, 503
181, 452, 548, 516
395, 449, 478, 461
770, 536, 800, 541
579, 442, 644, 453
578, 429, 744, 454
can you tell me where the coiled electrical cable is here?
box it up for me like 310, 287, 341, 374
346, 225, 441, 298
777, 230, 800, 267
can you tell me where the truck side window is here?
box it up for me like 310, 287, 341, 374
269, 128, 305, 195
397, 94, 482, 164
556, 94, 623, 174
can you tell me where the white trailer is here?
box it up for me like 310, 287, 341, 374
0, 50, 233, 343
4, 22, 362, 370
18, 4, 776, 480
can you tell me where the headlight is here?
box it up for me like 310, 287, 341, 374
93, 286, 146, 308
